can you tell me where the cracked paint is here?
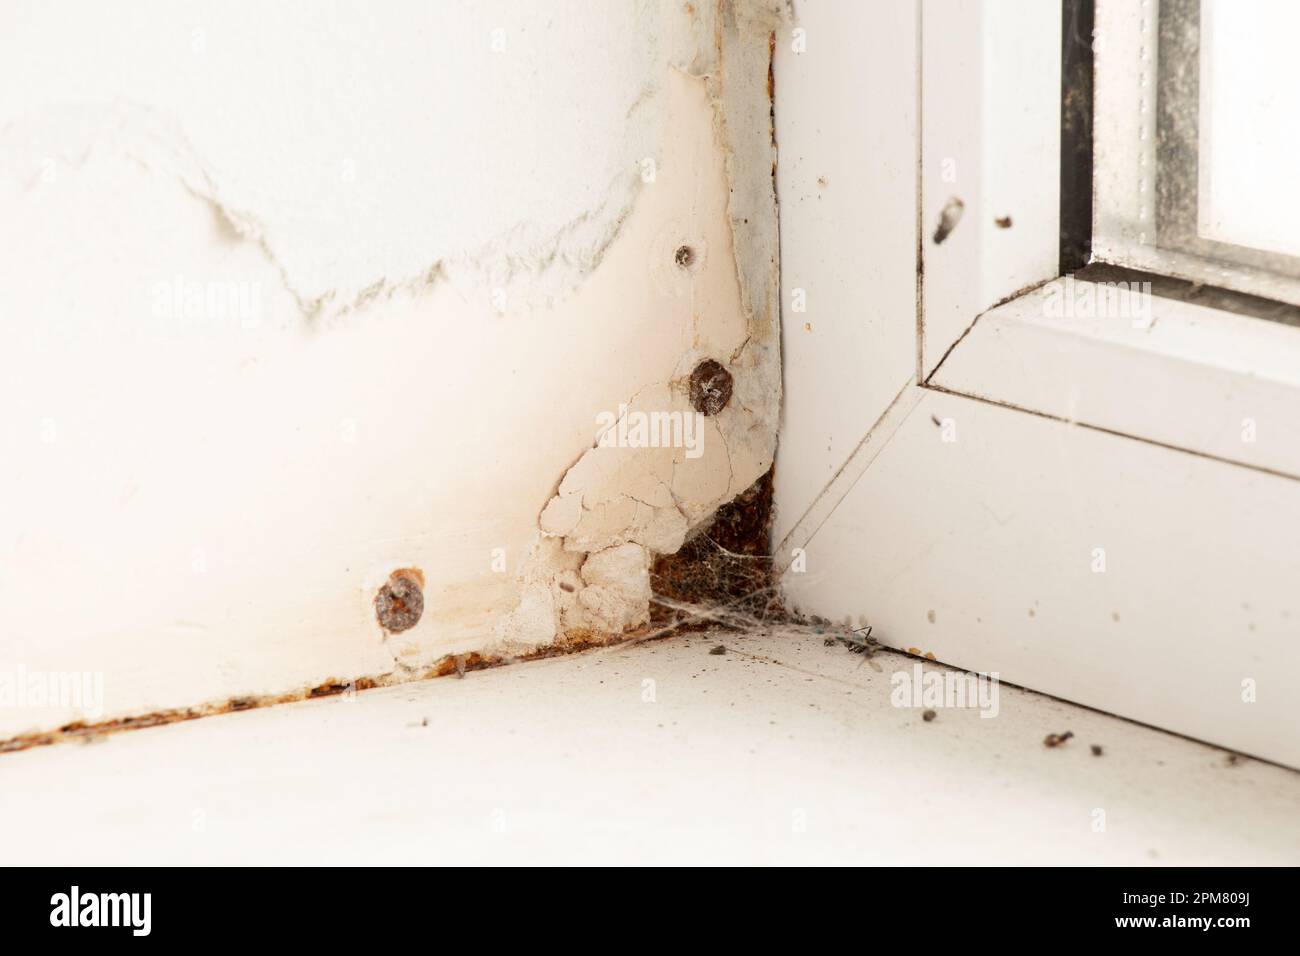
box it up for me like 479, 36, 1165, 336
0, 0, 784, 737
515, 2, 785, 648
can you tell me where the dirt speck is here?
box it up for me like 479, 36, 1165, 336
1090, 744, 1103, 756
922, 709, 937, 722
1044, 731, 1074, 748
994, 215, 1013, 229
709, 644, 727, 656
926, 609, 936, 623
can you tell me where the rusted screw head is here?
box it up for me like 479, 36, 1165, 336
689, 359, 733, 416
375, 570, 424, 633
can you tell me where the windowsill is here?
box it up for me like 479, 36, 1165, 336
4, 628, 1296, 864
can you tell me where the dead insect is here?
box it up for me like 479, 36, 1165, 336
824, 625, 883, 671
932, 196, 965, 244
1044, 730, 1074, 748
828, 624, 877, 654
922, 709, 937, 722
994, 215, 1013, 229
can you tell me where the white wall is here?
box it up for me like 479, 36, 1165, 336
0, 1, 782, 738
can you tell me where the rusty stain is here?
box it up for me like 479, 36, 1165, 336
375, 568, 424, 633
766, 31, 775, 101
689, 359, 733, 416
0, 625, 664, 758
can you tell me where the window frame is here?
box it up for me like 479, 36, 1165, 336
772, 0, 1300, 769
920, 0, 1300, 480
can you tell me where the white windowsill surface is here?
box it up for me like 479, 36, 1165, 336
5, 629, 1297, 865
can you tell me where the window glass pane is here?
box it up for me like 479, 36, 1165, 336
1092, 0, 1300, 306
1199, 0, 1300, 258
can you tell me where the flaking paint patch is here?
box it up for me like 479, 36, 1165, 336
513, 2, 785, 647
0, 2, 785, 735
1, 2, 720, 320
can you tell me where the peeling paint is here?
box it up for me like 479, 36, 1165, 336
509, 1, 786, 649
0, 1, 786, 737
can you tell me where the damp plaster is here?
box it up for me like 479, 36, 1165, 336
0, 0, 783, 738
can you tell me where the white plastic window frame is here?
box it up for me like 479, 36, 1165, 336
919, 0, 1300, 481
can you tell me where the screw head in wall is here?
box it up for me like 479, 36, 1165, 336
689, 359, 733, 416
375, 569, 424, 633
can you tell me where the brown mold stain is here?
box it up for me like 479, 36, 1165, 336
650, 466, 780, 633
0, 627, 667, 758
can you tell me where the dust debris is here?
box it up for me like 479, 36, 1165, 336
994, 215, 1013, 229
709, 644, 727, 655
650, 468, 779, 633
1090, 744, 1103, 756
1044, 731, 1074, 748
